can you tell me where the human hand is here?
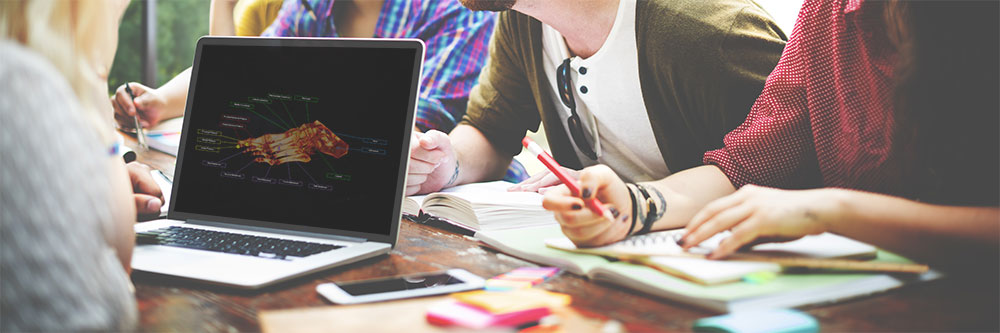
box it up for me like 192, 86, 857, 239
126, 162, 165, 216
681, 185, 841, 259
508, 167, 580, 194
542, 165, 633, 247
406, 130, 457, 195
111, 82, 168, 129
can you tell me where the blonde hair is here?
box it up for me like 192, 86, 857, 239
0, 0, 121, 143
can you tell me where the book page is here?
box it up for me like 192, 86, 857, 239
436, 181, 543, 207
546, 229, 877, 260
476, 226, 611, 275
416, 181, 556, 231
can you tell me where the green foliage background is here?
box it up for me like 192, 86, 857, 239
108, 0, 209, 93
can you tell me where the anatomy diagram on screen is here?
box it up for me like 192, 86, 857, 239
193, 93, 389, 191
237, 120, 349, 165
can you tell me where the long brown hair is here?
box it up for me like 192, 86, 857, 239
889, 0, 999, 206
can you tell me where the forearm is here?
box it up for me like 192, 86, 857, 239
450, 125, 510, 185
209, 0, 237, 36
643, 165, 737, 230
831, 190, 999, 272
157, 67, 191, 120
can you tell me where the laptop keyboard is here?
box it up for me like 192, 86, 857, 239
136, 226, 344, 260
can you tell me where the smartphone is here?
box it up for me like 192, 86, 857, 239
316, 269, 485, 304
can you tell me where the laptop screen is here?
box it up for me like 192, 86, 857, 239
170, 39, 419, 240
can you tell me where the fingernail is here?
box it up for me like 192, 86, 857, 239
571, 204, 582, 210
677, 238, 686, 246
146, 198, 162, 212
581, 188, 592, 198
609, 207, 620, 218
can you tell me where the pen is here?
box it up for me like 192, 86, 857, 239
124, 83, 148, 150
522, 137, 609, 217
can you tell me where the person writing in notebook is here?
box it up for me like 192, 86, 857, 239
541, 0, 999, 274
405, 0, 786, 196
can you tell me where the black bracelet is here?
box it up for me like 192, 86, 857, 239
626, 183, 639, 236
635, 184, 665, 235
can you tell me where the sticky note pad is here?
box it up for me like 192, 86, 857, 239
493, 274, 545, 285
451, 289, 572, 314
426, 300, 551, 329
485, 267, 560, 290
485, 279, 534, 291
510, 267, 560, 278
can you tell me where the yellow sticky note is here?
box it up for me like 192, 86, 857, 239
451, 289, 572, 314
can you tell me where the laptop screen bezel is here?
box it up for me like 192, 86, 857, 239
166, 36, 423, 246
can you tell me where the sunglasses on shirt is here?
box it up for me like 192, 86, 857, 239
556, 58, 598, 161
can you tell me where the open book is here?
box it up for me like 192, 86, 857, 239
403, 181, 558, 235
477, 225, 940, 313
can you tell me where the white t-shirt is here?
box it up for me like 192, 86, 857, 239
541, 0, 670, 182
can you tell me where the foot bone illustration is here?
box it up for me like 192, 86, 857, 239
237, 120, 348, 165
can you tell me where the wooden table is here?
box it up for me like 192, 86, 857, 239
130, 143, 999, 332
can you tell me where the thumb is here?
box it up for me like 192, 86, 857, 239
128, 83, 155, 108
133, 93, 153, 109
420, 130, 454, 161
578, 165, 616, 198
134, 194, 163, 215
128, 82, 151, 95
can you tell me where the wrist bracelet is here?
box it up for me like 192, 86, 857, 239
633, 184, 648, 235
626, 183, 639, 236
634, 183, 666, 235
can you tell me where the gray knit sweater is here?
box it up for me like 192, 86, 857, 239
1, 41, 137, 332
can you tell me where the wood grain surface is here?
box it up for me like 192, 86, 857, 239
129, 136, 999, 332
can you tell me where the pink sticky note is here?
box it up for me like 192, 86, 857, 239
511, 267, 560, 278
426, 300, 550, 329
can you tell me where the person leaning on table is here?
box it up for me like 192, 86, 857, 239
405, 0, 787, 196
0, 0, 142, 331
541, 0, 999, 276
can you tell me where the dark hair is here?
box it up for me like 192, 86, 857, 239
890, 0, 999, 206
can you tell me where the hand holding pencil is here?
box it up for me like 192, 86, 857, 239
111, 82, 169, 130
525, 138, 635, 247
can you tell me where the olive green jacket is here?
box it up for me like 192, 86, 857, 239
461, 0, 787, 172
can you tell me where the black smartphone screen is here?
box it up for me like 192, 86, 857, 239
336, 272, 464, 296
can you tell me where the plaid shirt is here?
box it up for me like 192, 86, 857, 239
262, 0, 495, 132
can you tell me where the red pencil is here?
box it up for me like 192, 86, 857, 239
522, 137, 609, 217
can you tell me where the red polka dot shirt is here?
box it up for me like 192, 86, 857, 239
704, 0, 902, 194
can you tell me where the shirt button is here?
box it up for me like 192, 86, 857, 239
580, 86, 588, 94
579, 67, 588, 75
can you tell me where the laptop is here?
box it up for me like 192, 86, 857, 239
132, 37, 424, 289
